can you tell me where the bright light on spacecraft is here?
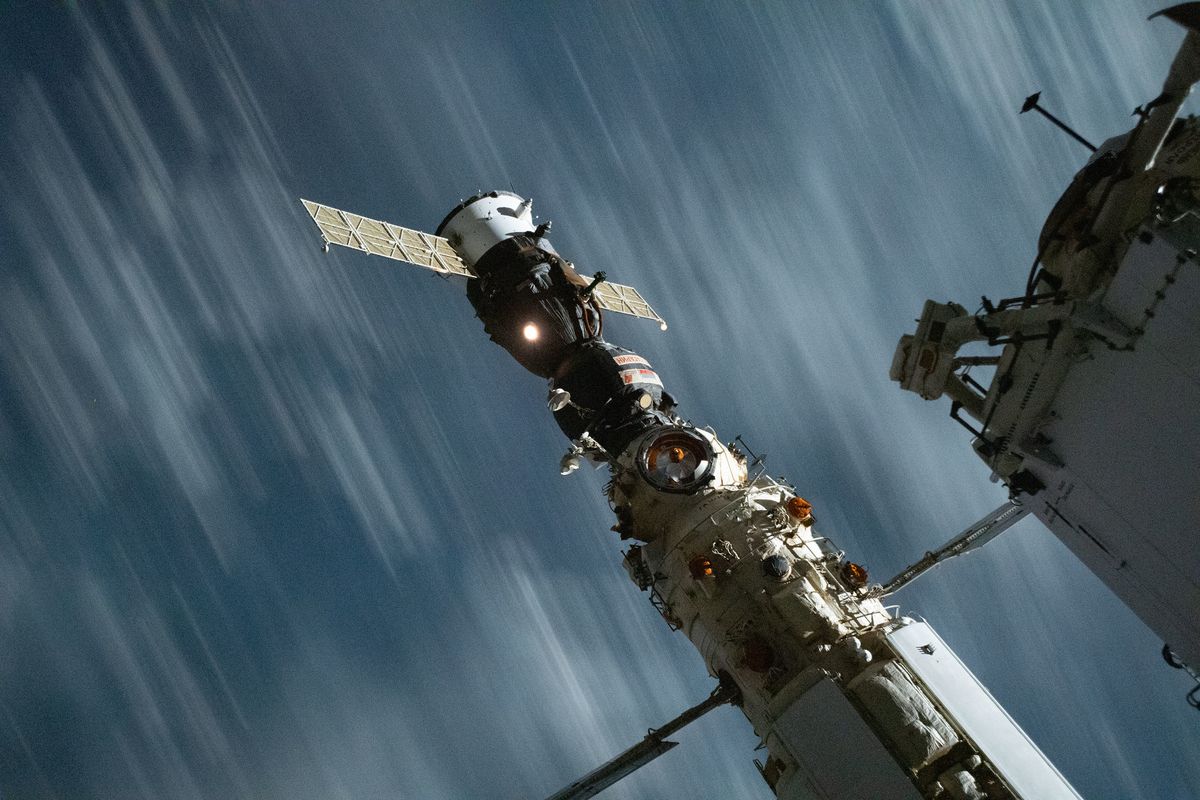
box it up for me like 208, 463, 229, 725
522, 323, 540, 342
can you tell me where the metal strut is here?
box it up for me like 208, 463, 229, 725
877, 501, 1030, 596
1020, 92, 1098, 152
543, 675, 741, 800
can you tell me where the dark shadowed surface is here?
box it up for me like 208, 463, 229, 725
1, 2, 1197, 799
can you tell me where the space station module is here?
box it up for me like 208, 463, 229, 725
892, 15, 1200, 685
435, 192, 1081, 800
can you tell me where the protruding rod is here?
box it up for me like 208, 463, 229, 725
581, 271, 608, 299
878, 501, 1030, 596
543, 676, 741, 800
1020, 91, 1098, 152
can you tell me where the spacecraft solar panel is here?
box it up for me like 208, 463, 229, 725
589, 279, 668, 330
300, 199, 475, 278
301, 198, 666, 329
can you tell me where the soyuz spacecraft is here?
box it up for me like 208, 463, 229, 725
298, 7, 1200, 799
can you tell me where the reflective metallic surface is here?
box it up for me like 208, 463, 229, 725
1, 3, 1198, 798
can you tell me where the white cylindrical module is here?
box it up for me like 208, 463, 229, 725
435, 191, 536, 266
608, 424, 1080, 800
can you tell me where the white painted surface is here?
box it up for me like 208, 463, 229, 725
887, 621, 1082, 800
438, 192, 535, 265
1030, 222, 1200, 666
771, 676, 923, 800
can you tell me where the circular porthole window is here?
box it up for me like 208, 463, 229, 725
636, 428, 715, 494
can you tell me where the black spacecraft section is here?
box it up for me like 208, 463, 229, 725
551, 340, 673, 454
464, 234, 597, 378
448, 210, 674, 454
